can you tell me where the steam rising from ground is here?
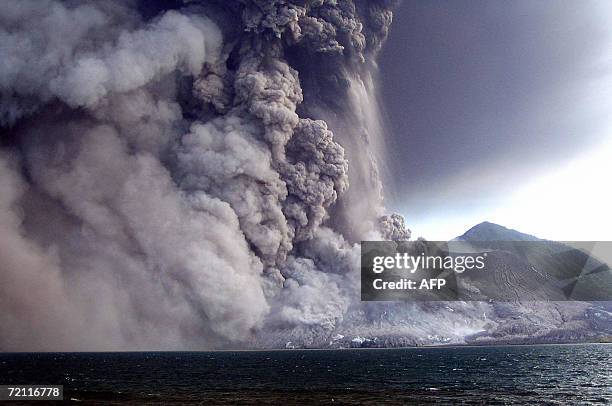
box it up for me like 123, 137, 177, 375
0, 0, 486, 350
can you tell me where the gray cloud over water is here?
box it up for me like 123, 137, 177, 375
0, 0, 414, 350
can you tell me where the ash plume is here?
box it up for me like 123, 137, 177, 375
0, 0, 418, 350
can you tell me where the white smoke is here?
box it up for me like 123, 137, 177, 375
0, 1, 220, 121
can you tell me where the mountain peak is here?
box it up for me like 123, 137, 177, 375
457, 222, 540, 241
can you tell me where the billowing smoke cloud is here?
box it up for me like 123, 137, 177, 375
0, 0, 424, 350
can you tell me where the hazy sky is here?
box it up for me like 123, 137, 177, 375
379, 0, 612, 240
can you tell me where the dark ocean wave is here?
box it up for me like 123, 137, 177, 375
1, 344, 610, 405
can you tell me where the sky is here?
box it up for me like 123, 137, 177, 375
379, 0, 612, 241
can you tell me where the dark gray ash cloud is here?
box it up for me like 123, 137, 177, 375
0, 0, 418, 350
378, 0, 612, 237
